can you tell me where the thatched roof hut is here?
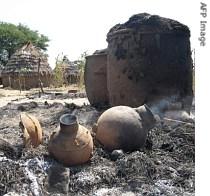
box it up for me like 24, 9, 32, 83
2, 42, 53, 89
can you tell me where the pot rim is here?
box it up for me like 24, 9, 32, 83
60, 114, 78, 126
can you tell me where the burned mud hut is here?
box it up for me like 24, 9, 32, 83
2, 43, 53, 90
107, 13, 193, 108
60, 56, 80, 84
85, 49, 109, 107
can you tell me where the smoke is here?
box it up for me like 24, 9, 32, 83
148, 94, 180, 117
147, 95, 194, 125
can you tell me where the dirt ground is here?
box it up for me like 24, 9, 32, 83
0, 88, 194, 196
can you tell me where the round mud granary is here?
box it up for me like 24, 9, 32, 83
85, 49, 109, 107
107, 13, 193, 107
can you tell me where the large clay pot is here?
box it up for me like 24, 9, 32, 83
48, 114, 93, 166
20, 113, 42, 148
95, 105, 156, 151
84, 49, 109, 107
107, 13, 193, 107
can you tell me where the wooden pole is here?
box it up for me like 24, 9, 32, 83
18, 73, 22, 93
9, 75, 11, 88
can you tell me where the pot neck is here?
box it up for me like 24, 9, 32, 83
135, 104, 156, 129
60, 122, 79, 134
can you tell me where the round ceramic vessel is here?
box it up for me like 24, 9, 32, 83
48, 114, 93, 166
96, 105, 156, 151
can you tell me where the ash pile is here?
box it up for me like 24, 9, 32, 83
0, 100, 194, 196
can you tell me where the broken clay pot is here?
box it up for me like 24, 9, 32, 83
95, 105, 156, 151
48, 114, 93, 166
20, 113, 42, 148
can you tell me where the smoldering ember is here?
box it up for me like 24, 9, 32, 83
0, 13, 194, 196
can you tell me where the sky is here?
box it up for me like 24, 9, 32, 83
0, 0, 199, 68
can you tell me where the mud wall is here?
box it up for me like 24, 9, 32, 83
85, 53, 109, 107
107, 13, 193, 107
2, 74, 52, 90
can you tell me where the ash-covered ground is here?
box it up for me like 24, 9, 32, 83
0, 92, 194, 196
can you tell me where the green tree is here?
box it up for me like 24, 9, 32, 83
17, 24, 49, 50
0, 22, 50, 66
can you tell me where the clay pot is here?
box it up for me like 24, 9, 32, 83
48, 114, 93, 166
107, 13, 193, 107
95, 105, 156, 151
84, 49, 109, 107
20, 113, 42, 148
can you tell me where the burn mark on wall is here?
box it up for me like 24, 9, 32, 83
115, 44, 127, 60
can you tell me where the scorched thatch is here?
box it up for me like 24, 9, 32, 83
2, 42, 53, 89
